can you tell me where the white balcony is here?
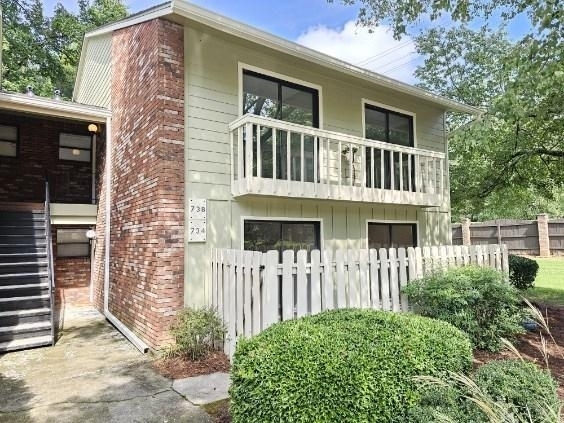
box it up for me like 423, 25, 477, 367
229, 115, 446, 207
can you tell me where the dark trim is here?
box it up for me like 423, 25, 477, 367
367, 222, 417, 248
243, 69, 320, 128
243, 219, 321, 255
58, 132, 93, 164
364, 103, 414, 147
0, 124, 20, 159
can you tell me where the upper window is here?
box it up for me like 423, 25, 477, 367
59, 133, 91, 162
243, 70, 319, 128
365, 104, 414, 147
0, 125, 18, 157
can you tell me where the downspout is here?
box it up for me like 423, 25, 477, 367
102, 116, 149, 353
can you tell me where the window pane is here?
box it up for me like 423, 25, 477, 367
281, 86, 314, 126
391, 224, 416, 248
243, 221, 281, 252
388, 113, 412, 146
59, 133, 91, 149
0, 141, 17, 157
57, 229, 88, 244
368, 223, 390, 249
59, 147, 91, 162
0, 125, 17, 141
57, 243, 90, 258
243, 74, 279, 118
281, 222, 319, 253
365, 108, 387, 142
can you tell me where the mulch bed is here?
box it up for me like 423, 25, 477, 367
155, 303, 564, 422
152, 350, 231, 379
474, 303, 564, 400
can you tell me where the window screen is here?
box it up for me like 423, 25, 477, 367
0, 125, 18, 158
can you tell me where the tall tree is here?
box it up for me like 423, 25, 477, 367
333, 0, 564, 219
1, 0, 127, 98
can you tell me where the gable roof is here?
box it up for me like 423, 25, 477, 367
74, 0, 480, 115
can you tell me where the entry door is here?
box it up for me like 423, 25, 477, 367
243, 220, 321, 255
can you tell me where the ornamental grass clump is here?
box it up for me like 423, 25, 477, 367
166, 306, 225, 360
230, 309, 473, 423
402, 266, 525, 351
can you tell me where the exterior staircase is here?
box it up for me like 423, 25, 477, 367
0, 203, 55, 353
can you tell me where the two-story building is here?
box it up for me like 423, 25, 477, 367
0, 1, 479, 352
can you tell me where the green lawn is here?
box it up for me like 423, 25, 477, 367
525, 257, 564, 306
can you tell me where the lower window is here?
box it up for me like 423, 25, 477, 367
368, 222, 417, 249
57, 228, 90, 257
243, 220, 320, 254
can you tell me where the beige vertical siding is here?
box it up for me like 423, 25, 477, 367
74, 35, 112, 108
183, 26, 451, 306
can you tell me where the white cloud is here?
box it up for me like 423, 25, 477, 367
296, 21, 419, 84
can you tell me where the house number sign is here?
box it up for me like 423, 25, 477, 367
188, 199, 207, 242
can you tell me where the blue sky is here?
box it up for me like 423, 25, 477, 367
40, 0, 530, 84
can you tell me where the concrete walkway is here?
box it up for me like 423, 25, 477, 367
0, 307, 212, 423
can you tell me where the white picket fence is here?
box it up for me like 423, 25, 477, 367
211, 244, 508, 357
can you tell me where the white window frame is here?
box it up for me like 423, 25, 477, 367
361, 98, 417, 148
238, 62, 324, 129
365, 219, 420, 249
240, 216, 324, 251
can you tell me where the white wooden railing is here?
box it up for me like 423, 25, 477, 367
211, 244, 508, 357
229, 114, 446, 206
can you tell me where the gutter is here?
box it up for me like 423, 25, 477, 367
102, 116, 149, 354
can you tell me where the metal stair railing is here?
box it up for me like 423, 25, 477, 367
44, 180, 55, 345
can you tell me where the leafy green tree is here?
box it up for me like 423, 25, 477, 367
333, 0, 563, 220
1, 0, 127, 98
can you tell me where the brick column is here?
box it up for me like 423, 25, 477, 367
462, 218, 471, 246
537, 213, 550, 257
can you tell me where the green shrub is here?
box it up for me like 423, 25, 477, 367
230, 309, 473, 423
402, 266, 525, 351
509, 255, 539, 290
167, 306, 225, 360
474, 360, 560, 422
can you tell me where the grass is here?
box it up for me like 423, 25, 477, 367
525, 257, 564, 306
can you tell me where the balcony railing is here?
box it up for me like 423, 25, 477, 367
229, 115, 446, 207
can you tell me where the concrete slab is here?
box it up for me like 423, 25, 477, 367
0, 307, 212, 423
173, 372, 230, 405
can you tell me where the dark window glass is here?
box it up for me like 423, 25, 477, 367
243, 220, 320, 255
57, 228, 90, 257
368, 223, 417, 249
0, 124, 18, 158
59, 133, 92, 162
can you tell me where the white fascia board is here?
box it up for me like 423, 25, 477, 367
0, 91, 111, 122
171, 0, 481, 115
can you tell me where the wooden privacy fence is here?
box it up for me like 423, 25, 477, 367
211, 244, 508, 357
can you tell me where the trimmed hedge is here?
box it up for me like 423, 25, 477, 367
230, 309, 473, 422
509, 254, 539, 290
402, 266, 525, 351
475, 360, 559, 422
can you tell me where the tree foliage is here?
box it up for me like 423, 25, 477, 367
1, 0, 127, 98
334, 0, 564, 220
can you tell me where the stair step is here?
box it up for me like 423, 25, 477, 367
0, 307, 51, 326
0, 261, 48, 267
0, 320, 51, 334
0, 294, 51, 311
0, 253, 48, 265
0, 271, 48, 279
0, 334, 53, 353
0, 283, 50, 298
0, 283, 49, 290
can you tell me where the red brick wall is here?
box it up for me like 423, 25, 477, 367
0, 113, 92, 204
107, 18, 185, 349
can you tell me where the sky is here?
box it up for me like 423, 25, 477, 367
40, 0, 531, 85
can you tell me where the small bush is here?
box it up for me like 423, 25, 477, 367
509, 255, 539, 290
167, 306, 225, 360
402, 266, 525, 351
230, 309, 473, 422
474, 360, 560, 422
